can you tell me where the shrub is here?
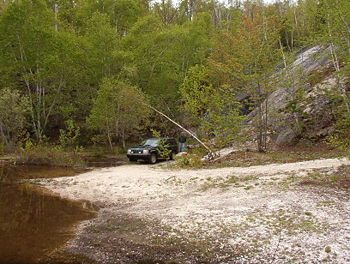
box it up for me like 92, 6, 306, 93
17, 144, 85, 167
327, 111, 350, 154
174, 154, 203, 168
58, 119, 80, 149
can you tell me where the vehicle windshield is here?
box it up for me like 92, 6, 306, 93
140, 138, 160, 147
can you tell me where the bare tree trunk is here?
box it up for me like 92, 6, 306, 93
144, 103, 215, 158
329, 43, 350, 113
122, 129, 126, 149
327, 16, 350, 113
54, 2, 58, 31
256, 82, 266, 153
279, 38, 287, 68
0, 123, 10, 148
114, 103, 120, 144
264, 94, 269, 151
107, 129, 113, 151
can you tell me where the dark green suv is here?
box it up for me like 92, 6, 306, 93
126, 138, 178, 164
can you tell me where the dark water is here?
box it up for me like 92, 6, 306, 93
85, 155, 126, 168
0, 164, 89, 182
0, 164, 96, 264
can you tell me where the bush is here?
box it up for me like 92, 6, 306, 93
174, 154, 203, 168
58, 119, 80, 149
327, 112, 350, 153
17, 144, 85, 167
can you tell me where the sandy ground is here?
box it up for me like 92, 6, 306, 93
36, 158, 350, 264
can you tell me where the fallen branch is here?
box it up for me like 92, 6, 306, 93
165, 175, 176, 182
144, 103, 216, 159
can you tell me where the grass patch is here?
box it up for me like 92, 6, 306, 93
163, 142, 346, 170
198, 174, 259, 191
257, 209, 328, 235
317, 201, 335, 207
300, 165, 350, 189
203, 143, 347, 169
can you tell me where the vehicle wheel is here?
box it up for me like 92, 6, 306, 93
129, 158, 137, 162
149, 154, 157, 164
169, 151, 174, 160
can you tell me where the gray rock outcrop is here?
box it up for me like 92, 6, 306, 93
246, 45, 340, 146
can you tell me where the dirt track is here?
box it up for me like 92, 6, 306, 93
37, 158, 350, 263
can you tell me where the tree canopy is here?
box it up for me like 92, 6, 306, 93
0, 0, 349, 150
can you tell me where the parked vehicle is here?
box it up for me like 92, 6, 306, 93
126, 138, 178, 164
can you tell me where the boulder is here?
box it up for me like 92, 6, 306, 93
275, 128, 297, 146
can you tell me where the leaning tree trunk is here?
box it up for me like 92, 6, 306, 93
143, 103, 216, 159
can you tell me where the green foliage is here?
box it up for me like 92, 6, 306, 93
59, 120, 80, 149
181, 65, 245, 147
174, 154, 202, 168
158, 138, 172, 158
150, 129, 161, 138
205, 5, 282, 151
0, 0, 350, 154
74, 0, 147, 35
88, 78, 150, 149
17, 144, 85, 167
202, 87, 246, 147
328, 113, 350, 152
180, 65, 213, 118
84, 12, 121, 79
0, 88, 29, 149
123, 12, 212, 107
0, 0, 89, 142
150, 129, 171, 158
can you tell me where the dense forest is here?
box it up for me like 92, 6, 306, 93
0, 0, 349, 154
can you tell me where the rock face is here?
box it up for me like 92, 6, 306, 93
275, 128, 297, 146
247, 45, 340, 146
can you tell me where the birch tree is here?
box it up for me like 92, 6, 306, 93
88, 78, 150, 149
0, 88, 29, 149
0, 0, 80, 142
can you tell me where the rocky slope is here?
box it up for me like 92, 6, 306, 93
247, 45, 344, 146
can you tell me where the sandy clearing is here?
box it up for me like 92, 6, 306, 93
37, 158, 350, 263
38, 158, 349, 203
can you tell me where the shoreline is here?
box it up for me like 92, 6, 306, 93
36, 158, 350, 263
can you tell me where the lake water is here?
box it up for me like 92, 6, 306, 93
0, 164, 96, 264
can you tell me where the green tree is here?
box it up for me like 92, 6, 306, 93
321, 0, 350, 149
207, 3, 281, 151
181, 65, 245, 147
0, 88, 29, 149
123, 12, 212, 113
0, 0, 84, 142
73, 0, 147, 35
84, 12, 121, 79
180, 65, 213, 119
88, 78, 150, 149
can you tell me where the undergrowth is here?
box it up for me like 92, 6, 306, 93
300, 165, 350, 189
17, 144, 85, 167
204, 144, 348, 169
172, 154, 203, 168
